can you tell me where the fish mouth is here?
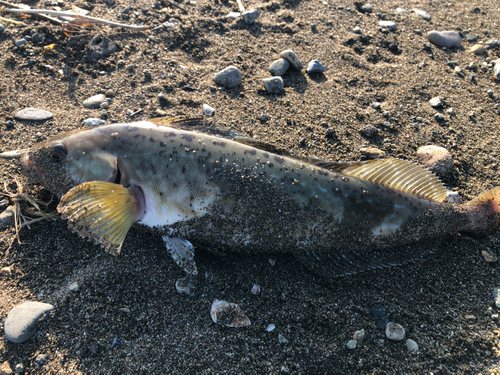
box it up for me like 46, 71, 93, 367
20, 154, 44, 183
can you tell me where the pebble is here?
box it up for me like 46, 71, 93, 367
427, 31, 461, 48
210, 300, 250, 327
487, 89, 494, 97
378, 21, 396, 31
466, 35, 478, 43
416, 145, 454, 178
346, 339, 357, 349
278, 334, 289, 344
175, 275, 198, 296
454, 66, 465, 76
471, 44, 487, 55
280, 50, 304, 70
388, 43, 398, 51
14, 108, 53, 121
359, 3, 372, 13
83, 94, 106, 109
434, 113, 445, 121
14, 363, 24, 373
446, 191, 460, 204
413, 8, 431, 21
396, 8, 408, 14
4, 301, 55, 343
353, 329, 365, 342
0, 206, 15, 227
242, 9, 260, 24
32, 33, 45, 43
485, 39, 499, 49
360, 125, 378, 137
203, 104, 215, 116
429, 97, 442, 108
1, 266, 11, 276
406, 338, 419, 353
86, 36, 117, 62
306, 60, 325, 73
371, 303, 390, 329
263, 77, 284, 93
68, 282, 79, 292
227, 12, 240, 20
494, 59, 500, 80
35, 354, 47, 365
482, 250, 498, 263
214, 65, 242, 88
494, 287, 500, 308
360, 147, 385, 159
352, 26, 361, 34
266, 324, 276, 332
251, 284, 261, 295
84, 118, 106, 127
0, 24, 4, 33
385, 322, 405, 341
15, 39, 28, 47
118, 307, 131, 313
1, 361, 12, 375
269, 58, 290, 76
371, 102, 381, 110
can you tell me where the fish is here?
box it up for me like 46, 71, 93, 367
4, 116, 500, 279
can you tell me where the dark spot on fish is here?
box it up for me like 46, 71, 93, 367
169, 132, 176, 137
182, 166, 186, 173
159, 192, 163, 196
181, 134, 193, 142
134, 134, 140, 139
274, 156, 284, 164
150, 137, 156, 143
213, 141, 226, 147
263, 152, 269, 158
159, 150, 165, 157
160, 142, 166, 148
142, 135, 146, 140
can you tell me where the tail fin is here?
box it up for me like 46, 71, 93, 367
464, 187, 500, 234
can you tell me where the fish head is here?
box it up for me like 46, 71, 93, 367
21, 128, 119, 198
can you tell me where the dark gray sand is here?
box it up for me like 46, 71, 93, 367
1, 0, 500, 372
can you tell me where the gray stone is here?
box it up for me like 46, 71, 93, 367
427, 30, 461, 48
494, 287, 500, 308
15, 39, 28, 47
485, 39, 499, 49
406, 339, 419, 353
353, 26, 361, 34
0, 24, 4, 33
32, 33, 45, 43
306, 60, 325, 73
14, 363, 24, 373
4, 301, 55, 343
83, 94, 106, 109
269, 58, 290, 76
413, 8, 431, 21
203, 104, 215, 116
86, 36, 117, 62
242, 9, 260, 24
353, 329, 365, 342
434, 113, 445, 121
466, 34, 478, 43
175, 275, 198, 296
360, 4, 372, 13
446, 191, 461, 204
385, 322, 405, 341
360, 125, 378, 137
214, 65, 242, 88
84, 118, 106, 127
280, 50, 304, 69
447, 107, 455, 115
263, 77, 284, 93
14, 108, 53, 121
396, 8, 408, 14
378, 21, 396, 31
371, 102, 381, 109
346, 339, 357, 349
416, 145, 454, 178
68, 282, 79, 292
429, 97, 442, 107
278, 334, 288, 344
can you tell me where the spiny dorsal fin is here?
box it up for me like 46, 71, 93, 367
333, 158, 448, 203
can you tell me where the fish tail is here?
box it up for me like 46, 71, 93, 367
464, 187, 500, 234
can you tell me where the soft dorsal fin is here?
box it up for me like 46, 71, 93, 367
331, 158, 448, 203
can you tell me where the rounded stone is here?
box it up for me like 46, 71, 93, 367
14, 108, 53, 121
242, 9, 260, 24
203, 104, 215, 116
83, 94, 106, 109
353, 329, 365, 342
306, 60, 325, 73
214, 65, 242, 88
360, 4, 372, 13
0, 24, 4, 33
346, 339, 357, 349
416, 145, 454, 178
84, 118, 106, 127
378, 21, 397, 30
86, 36, 117, 62
406, 338, 419, 353
385, 322, 405, 341
396, 8, 408, 14
427, 31, 461, 48
429, 97, 442, 108
263, 77, 284, 93
269, 58, 290, 76
280, 50, 304, 70
15, 39, 28, 47
470, 44, 487, 55
413, 8, 431, 21
4, 301, 55, 343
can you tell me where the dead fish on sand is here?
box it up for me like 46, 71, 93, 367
2, 116, 499, 278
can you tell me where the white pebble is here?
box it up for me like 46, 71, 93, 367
385, 322, 405, 341
406, 338, 419, 353
280, 50, 304, 70
429, 97, 442, 107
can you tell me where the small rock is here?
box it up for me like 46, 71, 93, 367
86, 36, 117, 62
371, 102, 381, 110
214, 65, 242, 88
0, 266, 12, 276
482, 250, 498, 263
263, 77, 284, 93
429, 97, 442, 108
485, 39, 499, 49
118, 307, 131, 313
280, 50, 304, 70
35, 354, 47, 365
454, 66, 465, 76
346, 339, 357, 349
494, 287, 500, 308
0, 206, 15, 227
353, 26, 361, 34
406, 338, 419, 353
84, 118, 106, 127
15, 39, 28, 47
203, 104, 215, 116
385, 322, 405, 341
494, 60, 500, 80
471, 44, 487, 55
210, 299, 251, 327
269, 58, 290, 76
14, 363, 24, 374
359, 3, 372, 13
0, 24, 4, 33
388, 43, 398, 51
360, 125, 378, 137
371, 303, 390, 329
487, 89, 494, 97
266, 324, 276, 332
14, 108, 53, 122
360, 147, 385, 159
227, 12, 241, 19
306, 60, 325, 73
68, 282, 79, 292
175, 275, 198, 296
5, 120, 14, 129
32, 33, 45, 43
434, 113, 445, 121
416, 145, 454, 178
83, 94, 106, 109
427, 31, 461, 48
378, 21, 396, 31
353, 329, 365, 342
259, 114, 269, 122
446, 191, 460, 204
4, 301, 55, 343
242, 9, 260, 24
251, 284, 261, 295
466, 34, 478, 43
1, 361, 13, 375
413, 8, 431, 21
278, 334, 288, 344
396, 8, 408, 14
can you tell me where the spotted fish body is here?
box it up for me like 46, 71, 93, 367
17, 117, 500, 278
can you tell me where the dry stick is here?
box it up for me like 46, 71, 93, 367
236, 0, 246, 12
0, 0, 63, 24
7, 9, 148, 30
165, 0, 187, 14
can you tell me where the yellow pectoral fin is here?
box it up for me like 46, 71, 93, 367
57, 181, 145, 255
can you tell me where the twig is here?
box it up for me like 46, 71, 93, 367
165, 0, 187, 14
0, 15, 27, 26
0, 0, 63, 24
236, 0, 245, 12
7, 8, 148, 29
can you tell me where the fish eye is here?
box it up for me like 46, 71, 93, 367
50, 144, 68, 161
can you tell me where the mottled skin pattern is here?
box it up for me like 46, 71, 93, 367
21, 122, 495, 270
